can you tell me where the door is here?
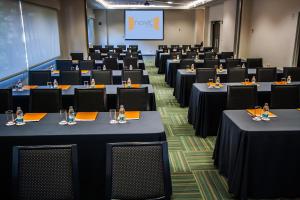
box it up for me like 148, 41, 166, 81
211, 21, 221, 52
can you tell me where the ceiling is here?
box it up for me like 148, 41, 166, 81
88, 0, 220, 9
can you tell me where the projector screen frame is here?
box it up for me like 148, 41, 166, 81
124, 9, 165, 41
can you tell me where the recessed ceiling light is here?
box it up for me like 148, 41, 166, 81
167, 1, 173, 4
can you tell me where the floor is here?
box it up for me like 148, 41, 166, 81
144, 57, 233, 200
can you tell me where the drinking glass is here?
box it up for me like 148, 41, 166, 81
244, 78, 250, 83
208, 78, 214, 88
71, 66, 75, 71
109, 109, 118, 124
5, 110, 15, 126
47, 82, 53, 88
281, 78, 286, 83
84, 81, 89, 88
253, 106, 262, 121
122, 81, 127, 88
59, 109, 68, 125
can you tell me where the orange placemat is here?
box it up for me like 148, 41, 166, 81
95, 85, 105, 89
274, 81, 287, 85
81, 70, 90, 74
130, 84, 141, 88
24, 113, 47, 122
22, 85, 38, 90
125, 111, 140, 120
241, 82, 255, 86
246, 109, 277, 118
52, 70, 60, 74
75, 112, 98, 121
58, 85, 71, 90
207, 82, 224, 88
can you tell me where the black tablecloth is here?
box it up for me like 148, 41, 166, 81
188, 82, 300, 137
213, 109, 300, 199
155, 50, 163, 68
10, 84, 156, 112
0, 111, 167, 200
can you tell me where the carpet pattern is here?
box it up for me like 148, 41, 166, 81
144, 57, 234, 200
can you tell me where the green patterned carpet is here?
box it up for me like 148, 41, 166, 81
144, 57, 233, 200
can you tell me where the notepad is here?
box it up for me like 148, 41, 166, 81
241, 82, 254, 86
131, 84, 141, 88
58, 85, 71, 90
24, 113, 47, 122
81, 70, 90, 74
22, 85, 38, 90
52, 70, 60, 74
75, 112, 98, 121
95, 85, 105, 89
125, 111, 141, 120
207, 83, 223, 88
246, 109, 277, 118
274, 81, 287, 85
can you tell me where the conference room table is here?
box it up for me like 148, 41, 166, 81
0, 111, 168, 200
51, 69, 149, 84
188, 81, 300, 137
9, 84, 156, 113
72, 59, 145, 70
213, 109, 300, 199
99, 52, 143, 60
175, 68, 284, 107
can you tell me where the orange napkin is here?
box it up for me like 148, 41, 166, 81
58, 85, 71, 90
274, 81, 287, 85
241, 82, 254, 86
52, 70, 60, 74
125, 111, 140, 120
129, 84, 141, 88
95, 85, 105, 89
24, 113, 47, 122
22, 85, 38, 90
246, 109, 277, 118
75, 112, 98, 121
81, 70, 90, 74
207, 82, 223, 88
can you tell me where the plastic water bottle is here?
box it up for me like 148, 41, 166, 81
68, 106, 75, 124
118, 105, 126, 123
90, 78, 96, 88
53, 79, 58, 88
129, 65, 133, 70
215, 54, 218, 59
127, 78, 132, 88
75, 65, 79, 71
287, 75, 292, 84
17, 79, 23, 91
219, 64, 223, 71
103, 65, 106, 70
262, 103, 270, 120
191, 64, 195, 71
176, 55, 179, 60
15, 107, 24, 124
242, 63, 246, 68
251, 76, 256, 84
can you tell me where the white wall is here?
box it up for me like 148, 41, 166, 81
244, 0, 300, 67
94, 9, 201, 55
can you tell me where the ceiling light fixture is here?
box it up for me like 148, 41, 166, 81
96, 0, 171, 9
185, 0, 213, 9
167, 1, 173, 4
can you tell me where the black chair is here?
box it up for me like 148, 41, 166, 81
158, 45, 168, 49
226, 58, 241, 69
203, 47, 213, 52
123, 57, 138, 69
227, 85, 258, 109
227, 68, 247, 82
256, 67, 277, 82
127, 47, 138, 53
30, 89, 62, 112
220, 52, 234, 59
171, 45, 179, 49
91, 70, 113, 85
0, 89, 12, 113
117, 87, 149, 111
203, 59, 219, 68
12, 145, 79, 200
100, 48, 109, 54
75, 88, 107, 112
271, 85, 300, 109
123, 69, 144, 84
186, 51, 197, 59
93, 45, 102, 50
117, 45, 126, 50
60, 71, 81, 85
89, 48, 95, 54
105, 45, 114, 50
170, 52, 182, 60
283, 67, 300, 81
79, 60, 95, 70
56, 60, 73, 71
204, 52, 215, 59
103, 58, 118, 70
247, 58, 263, 68
196, 68, 216, 83
179, 59, 194, 69
113, 48, 123, 54
129, 45, 138, 50
89, 53, 102, 60
105, 142, 171, 200
107, 52, 119, 59
126, 52, 138, 58
182, 45, 191, 50
70, 53, 84, 61
194, 43, 203, 48
28, 71, 52, 85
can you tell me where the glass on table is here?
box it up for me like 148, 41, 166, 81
47, 82, 53, 88
252, 106, 262, 121
281, 77, 287, 83
122, 81, 127, 88
5, 110, 15, 126
84, 81, 89, 88
59, 109, 68, 125
244, 78, 250, 83
109, 109, 118, 124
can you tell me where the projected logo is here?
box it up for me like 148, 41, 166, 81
128, 16, 160, 31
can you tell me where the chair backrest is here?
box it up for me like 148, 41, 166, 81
256, 67, 277, 82
179, 59, 194, 69
60, 71, 81, 85
105, 142, 171, 200
182, 45, 191, 50
129, 45, 138, 50
227, 85, 258, 109
75, 88, 107, 112
28, 71, 52, 85
247, 58, 263, 68
117, 87, 149, 111
70, 53, 84, 61
220, 52, 234, 59
79, 60, 95, 70
56, 60, 73, 71
113, 48, 123, 54
186, 51, 197, 59
204, 52, 215, 59
30, 89, 62, 112
171, 45, 179, 49
204, 59, 219, 68
123, 57, 138, 69
203, 47, 213, 52
127, 47, 138, 53
107, 52, 119, 59
194, 43, 203, 48
158, 45, 167, 49
0, 89, 12, 113
283, 67, 300, 81
271, 84, 300, 109
226, 58, 241, 69
93, 45, 102, 50
170, 52, 182, 60
123, 69, 144, 84
105, 45, 114, 50
89, 48, 95, 54
227, 67, 247, 82
91, 70, 112, 85
117, 45, 126, 50
196, 68, 216, 83
100, 48, 109, 53
103, 58, 118, 70
12, 145, 79, 200
89, 53, 102, 60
